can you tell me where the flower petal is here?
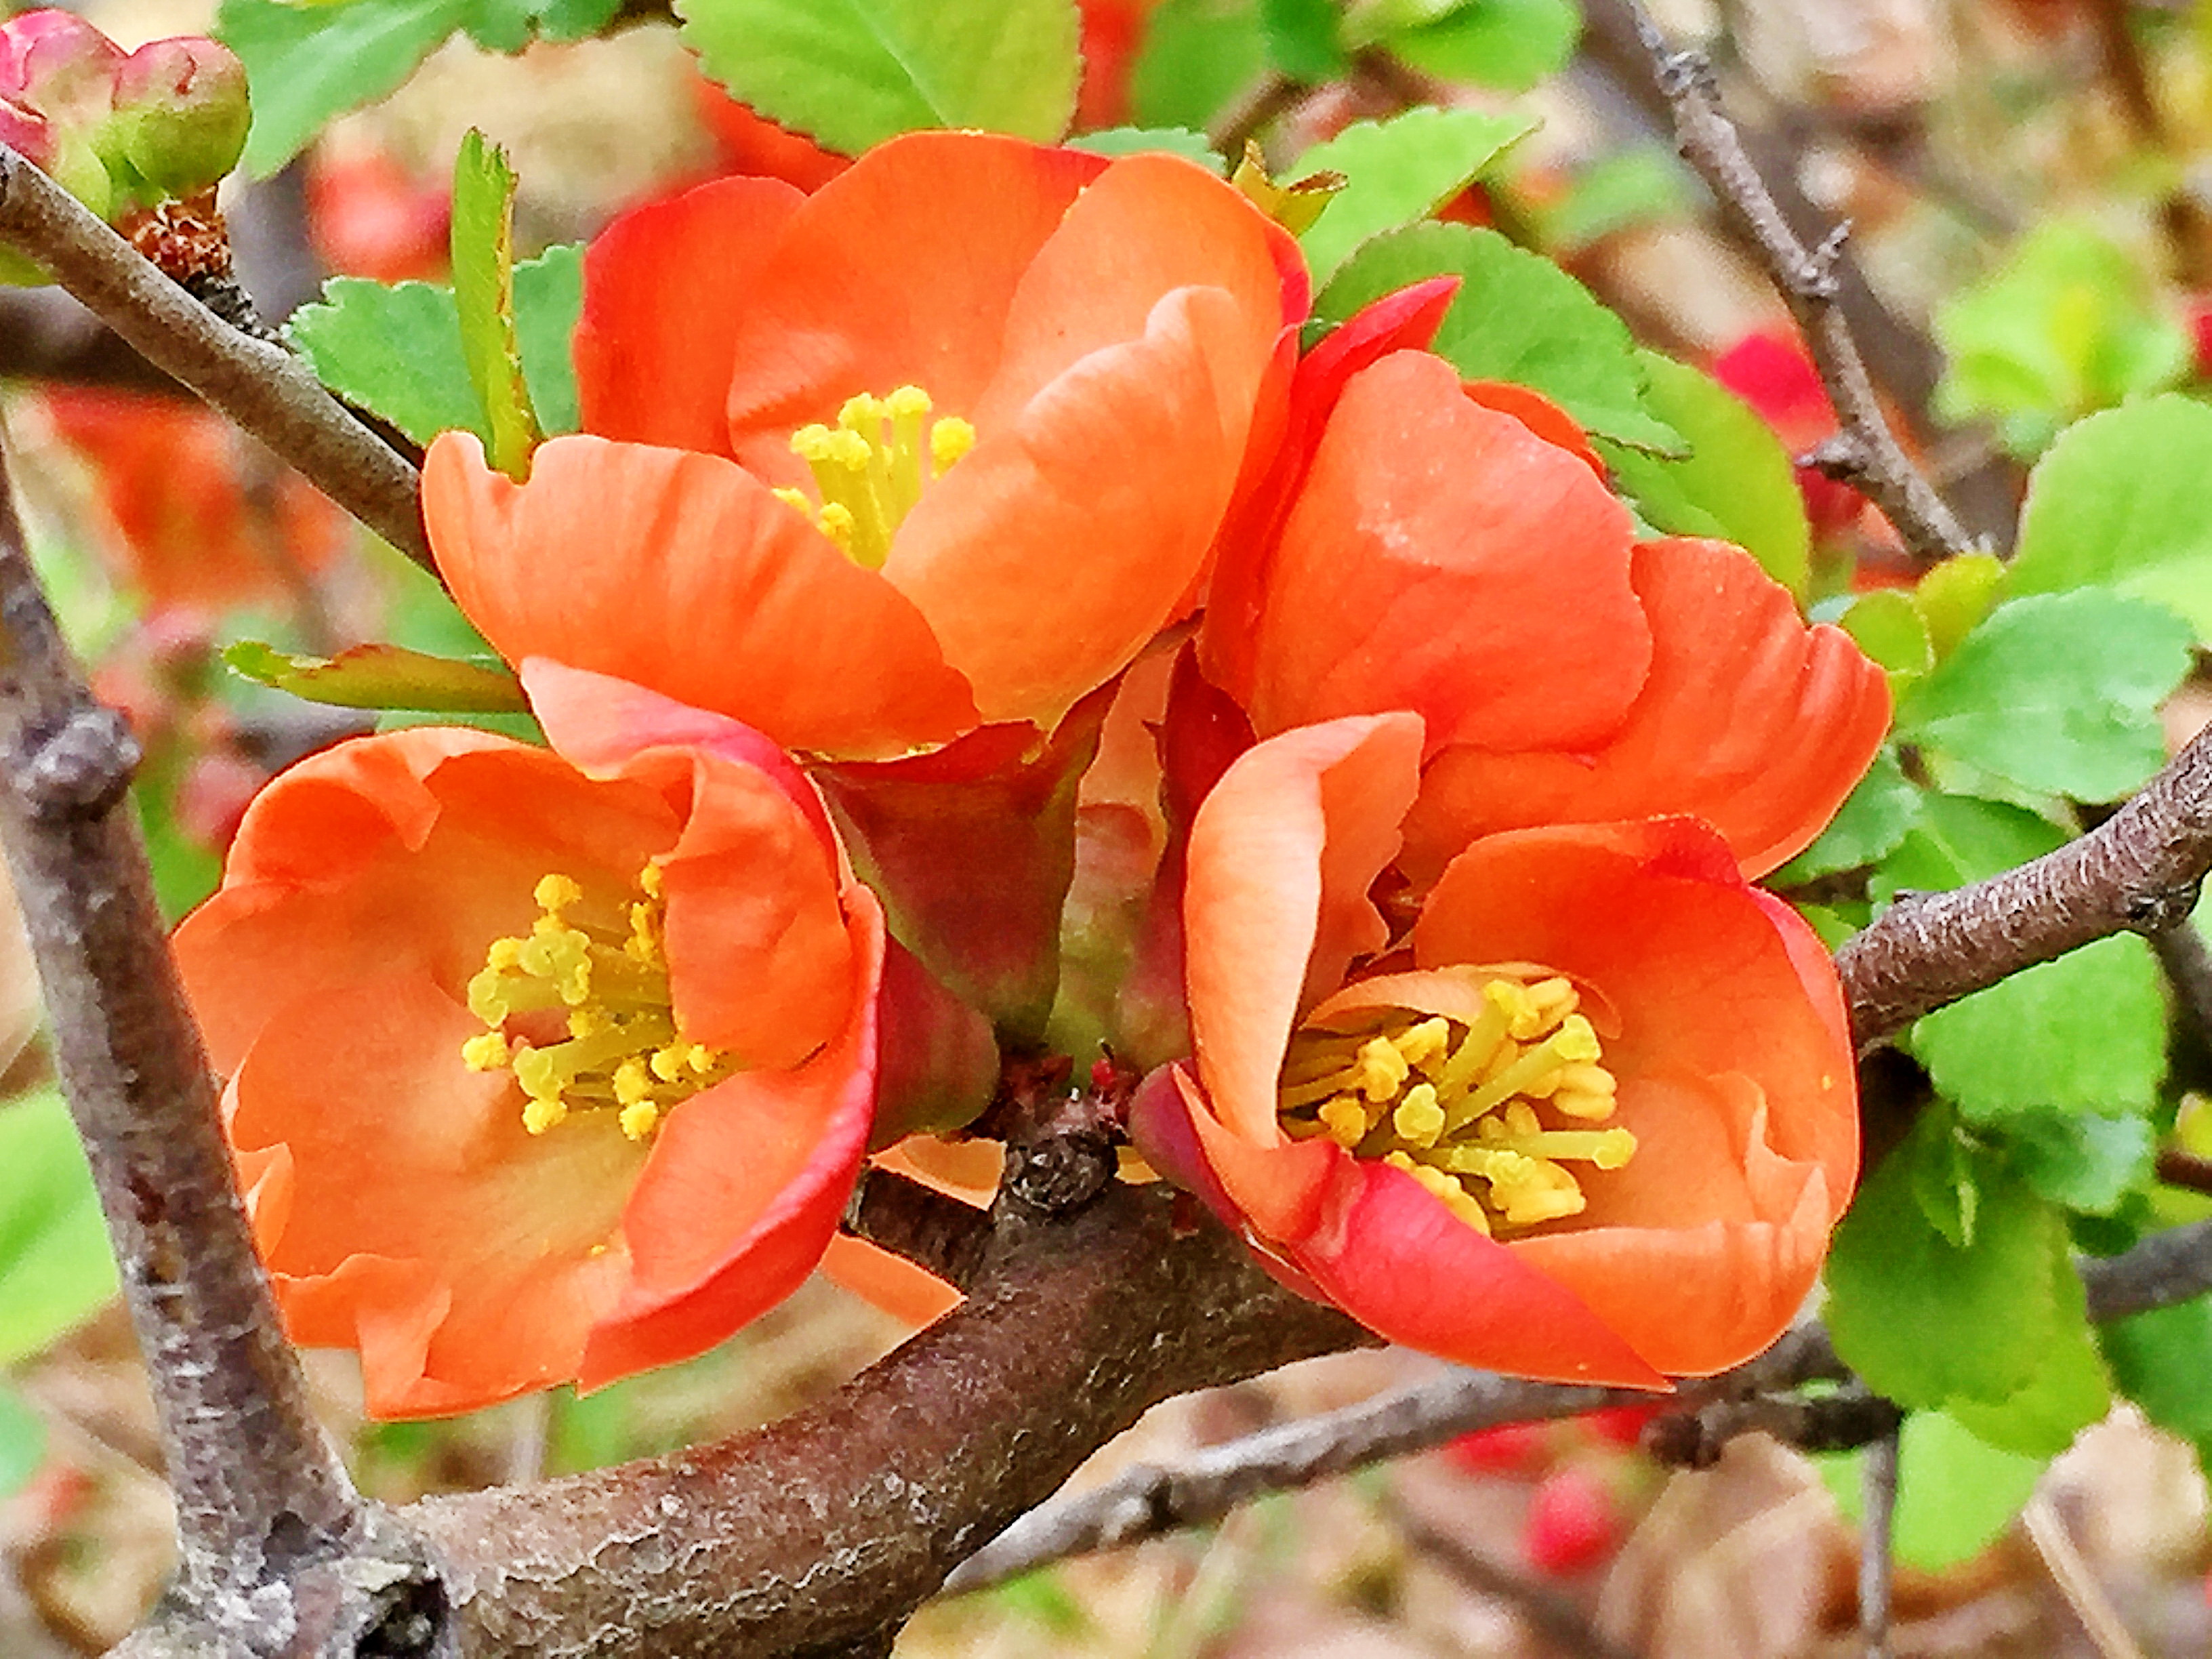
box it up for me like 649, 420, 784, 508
1246, 350, 1647, 755
1183, 715, 1423, 1146
1404, 537, 1889, 880
1289, 1159, 1668, 1388
424, 432, 979, 759
575, 175, 804, 455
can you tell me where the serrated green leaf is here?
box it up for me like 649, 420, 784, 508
1598, 351, 1812, 597
1771, 750, 1923, 883
1820, 1412, 2047, 1571
1130, 0, 1266, 131
451, 131, 539, 482
1896, 590, 2192, 801
287, 247, 583, 449
220, 0, 467, 178
1367, 0, 1578, 90
1288, 108, 1534, 285
680, 0, 1080, 155
1826, 1108, 2070, 1410
1910, 936, 2167, 1119
225, 641, 529, 713
1839, 589, 1933, 687
1945, 1244, 2110, 1456
2007, 397, 2212, 644
1260, 0, 1346, 79
0, 1382, 43, 1499
288, 279, 479, 445
1315, 222, 1681, 453
1065, 125, 1222, 171
2003, 1108, 2154, 1214
458, 0, 622, 49
1933, 219, 2190, 459
0, 1090, 119, 1368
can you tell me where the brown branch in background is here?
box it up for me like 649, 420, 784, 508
1839, 720, 2212, 1048
1860, 1428, 1900, 1659
0, 437, 439, 1652
1383, 1492, 1645, 1659
1208, 74, 1305, 159
1620, 3, 1975, 567
2154, 1147, 2212, 1197
1643, 1387, 1902, 1469
2154, 922, 2212, 1060
0, 289, 177, 390
2087, 0, 2211, 286
0, 146, 434, 574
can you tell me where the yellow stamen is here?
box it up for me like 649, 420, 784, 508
460, 861, 740, 1142
778, 384, 975, 569
1278, 966, 1633, 1238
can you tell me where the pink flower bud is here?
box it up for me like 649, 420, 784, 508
108, 37, 249, 199
1, 10, 120, 126
0, 94, 52, 169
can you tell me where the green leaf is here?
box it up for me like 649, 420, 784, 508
1130, 0, 1266, 131
1288, 107, 1534, 285
1771, 750, 1923, 883
1315, 222, 1682, 453
451, 131, 539, 482
1528, 145, 1694, 254
1896, 590, 2192, 802
1869, 792, 2066, 902
1915, 552, 2005, 662
1944, 1243, 2110, 1456
2007, 396, 2212, 644
1363, 0, 1578, 91
679, 0, 1080, 155
2002, 1108, 2154, 1214
1260, 0, 1347, 79
1910, 936, 2167, 1120
1825, 1107, 2073, 1411
0, 1090, 119, 1368
1933, 218, 2190, 459
224, 641, 529, 713
459, 0, 623, 50
1598, 351, 1812, 597
1065, 125, 1222, 171
220, 0, 468, 178
287, 248, 584, 450
2102, 1295, 2212, 1443
1839, 590, 1933, 687
0, 1381, 44, 1499
1821, 1412, 2047, 1571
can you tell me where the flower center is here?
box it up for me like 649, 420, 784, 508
774, 385, 976, 570
1277, 967, 1635, 1236
460, 865, 735, 1141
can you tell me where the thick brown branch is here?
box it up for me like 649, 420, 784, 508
410, 1183, 1365, 1657
1607, 3, 1978, 567
0, 440, 439, 1652
1839, 722, 2212, 1047
0, 147, 432, 573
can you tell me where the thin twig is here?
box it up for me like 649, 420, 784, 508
1859, 1428, 1898, 1659
1622, 3, 1975, 567
843, 1166, 994, 1290
2154, 1147, 2212, 1197
1839, 719, 2212, 1048
0, 146, 432, 573
0, 434, 438, 1648
1385, 1492, 1645, 1659
1644, 1387, 1902, 1468
2022, 1493, 2148, 1659
1208, 74, 1304, 159
2153, 922, 2212, 1054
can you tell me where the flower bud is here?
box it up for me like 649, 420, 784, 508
1, 10, 120, 127
107, 37, 249, 199
0, 94, 52, 169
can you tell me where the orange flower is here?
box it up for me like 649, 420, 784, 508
172, 661, 884, 1417
1132, 716, 1858, 1385
423, 130, 1306, 760
1199, 314, 1888, 884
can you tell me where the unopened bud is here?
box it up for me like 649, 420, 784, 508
2, 10, 120, 127
108, 37, 248, 199
0, 94, 51, 168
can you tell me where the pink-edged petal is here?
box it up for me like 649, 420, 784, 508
1290, 1160, 1668, 1388
1404, 537, 1890, 880
424, 432, 979, 759
577, 891, 884, 1388
575, 175, 805, 455
1183, 715, 1422, 1145
1246, 350, 1647, 755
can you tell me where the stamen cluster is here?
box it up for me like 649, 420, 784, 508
461, 865, 733, 1141
1279, 968, 1634, 1235
774, 385, 976, 569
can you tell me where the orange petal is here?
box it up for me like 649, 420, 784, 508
1460, 380, 1605, 478
1246, 351, 1647, 756
883, 285, 1268, 731
1289, 1160, 1668, 1388
230, 976, 643, 1417
1404, 537, 1890, 880
575, 175, 804, 455
424, 432, 979, 759
819, 1233, 962, 1329
1178, 1065, 1343, 1244
579, 894, 883, 1387
1183, 716, 1423, 1146
720, 131, 1105, 475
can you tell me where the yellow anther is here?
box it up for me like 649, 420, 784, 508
930, 417, 976, 470
1552, 1015, 1600, 1063
772, 485, 813, 516
792, 423, 872, 470
638, 861, 663, 899
838, 391, 885, 430
1395, 1017, 1450, 1067
613, 1057, 652, 1107
650, 1044, 688, 1084
534, 874, 583, 912
487, 938, 523, 972
884, 384, 931, 421
619, 1101, 661, 1141
461, 1031, 510, 1071
817, 502, 857, 555
687, 1044, 716, 1074
522, 1097, 567, 1135
781, 385, 975, 569
1319, 1095, 1370, 1147
1393, 1082, 1445, 1148
568, 1007, 612, 1040
1353, 1036, 1410, 1101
